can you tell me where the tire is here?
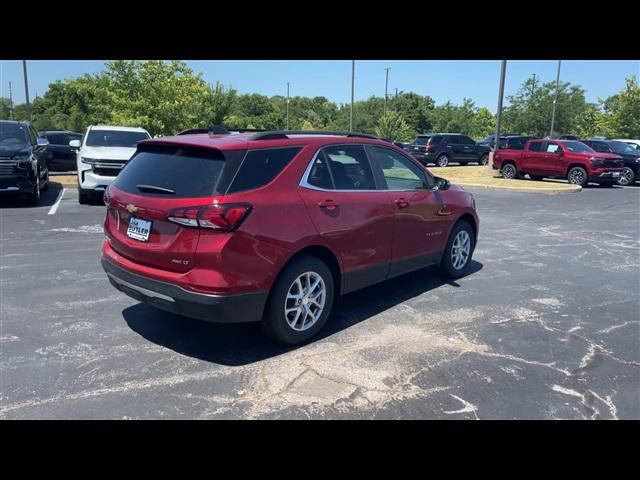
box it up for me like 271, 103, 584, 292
567, 166, 588, 187
29, 171, 41, 205
617, 167, 635, 186
529, 174, 543, 181
41, 169, 49, 191
261, 255, 335, 345
78, 178, 91, 204
436, 154, 449, 168
501, 163, 517, 179
478, 153, 489, 166
438, 220, 475, 279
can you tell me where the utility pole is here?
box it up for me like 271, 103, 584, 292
395, 87, 398, 100
286, 82, 290, 130
549, 60, 562, 137
384, 67, 391, 115
491, 60, 508, 169
350, 60, 355, 132
22, 60, 31, 120
8, 81, 14, 120
530, 73, 537, 96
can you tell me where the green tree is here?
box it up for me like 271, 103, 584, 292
600, 75, 640, 138
374, 110, 415, 142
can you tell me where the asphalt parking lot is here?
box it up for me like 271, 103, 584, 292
0, 184, 638, 419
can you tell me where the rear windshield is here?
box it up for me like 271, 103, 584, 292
86, 129, 150, 147
413, 137, 431, 145
113, 145, 225, 197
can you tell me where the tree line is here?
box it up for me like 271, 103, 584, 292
1, 61, 638, 142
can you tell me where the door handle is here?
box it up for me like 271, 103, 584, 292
318, 200, 339, 211
395, 198, 411, 209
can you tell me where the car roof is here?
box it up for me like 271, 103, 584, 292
140, 131, 393, 152
89, 125, 148, 132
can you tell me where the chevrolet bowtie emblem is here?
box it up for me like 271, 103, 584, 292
126, 204, 138, 214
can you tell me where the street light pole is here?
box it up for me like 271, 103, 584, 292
549, 60, 562, 137
22, 60, 31, 120
350, 60, 355, 132
491, 60, 507, 169
8, 81, 14, 120
384, 67, 390, 115
286, 82, 290, 130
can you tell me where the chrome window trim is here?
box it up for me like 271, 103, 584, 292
299, 144, 436, 193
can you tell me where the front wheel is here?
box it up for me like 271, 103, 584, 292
617, 167, 635, 186
29, 172, 41, 205
438, 220, 475, 279
261, 255, 335, 345
41, 169, 49, 191
478, 153, 489, 166
568, 166, 588, 187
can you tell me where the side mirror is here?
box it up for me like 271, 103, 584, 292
432, 176, 450, 191
36, 138, 49, 147
69, 139, 81, 148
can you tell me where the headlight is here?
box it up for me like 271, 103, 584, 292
81, 157, 98, 165
636, 158, 640, 164
590, 157, 604, 167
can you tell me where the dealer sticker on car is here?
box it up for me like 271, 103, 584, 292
127, 217, 152, 242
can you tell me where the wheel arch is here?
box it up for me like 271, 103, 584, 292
276, 244, 343, 298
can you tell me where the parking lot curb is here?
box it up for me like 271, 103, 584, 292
456, 181, 582, 194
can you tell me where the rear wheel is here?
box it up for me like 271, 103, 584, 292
617, 167, 635, 186
261, 255, 335, 345
436, 154, 449, 168
438, 220, 475, 279
568, 166, 588, 187
478, 153, 489, 166
501, 163, 517, 179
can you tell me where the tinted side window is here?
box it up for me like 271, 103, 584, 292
459, 135, 475, 145
227, 147, 301, 193
510, 138, 526, 150
592, 142, 610, 153
47, 134, 68, 145
307, 154, 334, 189
528, 141, 543, 152
430, 135, 444, 145
323, 145, 376, 190
27, 126, 37, 145
370, 147, 427, 190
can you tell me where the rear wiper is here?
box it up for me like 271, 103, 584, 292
136, 184, 175, 194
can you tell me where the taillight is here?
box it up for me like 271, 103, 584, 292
426, 144, 436, 152
167, 203, 252, 231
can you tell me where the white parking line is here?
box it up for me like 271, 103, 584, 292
48, 188, 66, 215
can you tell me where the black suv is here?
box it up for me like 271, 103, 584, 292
408, 133, 491, 167
0, 120, 50, 204
497, 135, 539, 150
478, 133, 517, 149
581, 139, 640, 186
40, 130, 82, 171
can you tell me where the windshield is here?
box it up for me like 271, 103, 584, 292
0, 123, 29, 144
86, 130, 150, 148
561, 141, 595, 153
413, 137, 431, 145
608, 141, 638, 155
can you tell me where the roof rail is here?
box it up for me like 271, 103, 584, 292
250, 130, 387, 142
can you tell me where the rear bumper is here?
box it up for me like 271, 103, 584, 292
409, 152, 435, 163
101, 257, 268, 323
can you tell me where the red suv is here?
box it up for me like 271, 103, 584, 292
101, 129, 479, 344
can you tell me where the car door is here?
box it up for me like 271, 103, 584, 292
521, 140, 547, 173
27, 125, 47, 178
457, 135, 478, 162
298, 144, 395, 294
367, 145, 449, 278
446, 135, 466, 163
542, 141, 565, 175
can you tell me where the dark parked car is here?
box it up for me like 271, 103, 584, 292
0, 120, 50, 204
102, 129, 479, 344
545, 134, 579, 140
478, 133, 517, 149
581, 139, 640, 186
408, 133, 491, 167
40, 130, 82, 171
497, 135, 539, 150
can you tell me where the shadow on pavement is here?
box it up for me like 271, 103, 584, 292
123, 260, 483, 366
0, 182, 63, 209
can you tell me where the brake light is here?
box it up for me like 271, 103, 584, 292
167, 203, 252, 231
426, 144, 436, 152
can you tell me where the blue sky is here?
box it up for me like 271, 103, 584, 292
1, 60, 638, 112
